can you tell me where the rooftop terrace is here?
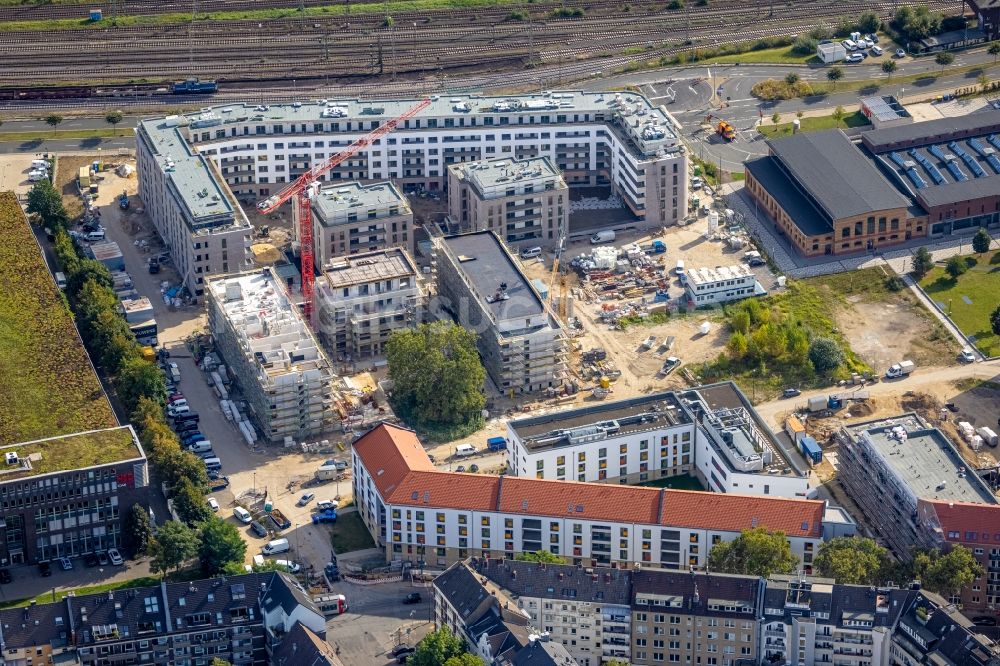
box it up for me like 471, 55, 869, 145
846, 414, 997, 504
322, 248, 417, 289
207, 270, 332, 386
0, 426, 143, 480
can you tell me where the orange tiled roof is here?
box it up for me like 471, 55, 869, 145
922, 499, 1000, 543
352, 423, 435, 496
387, 470, 501, 511
496, 476, 662, 524
660, 489, 824, 537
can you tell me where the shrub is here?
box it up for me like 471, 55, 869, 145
791, 35, 817, 55
885, 276, 906, 292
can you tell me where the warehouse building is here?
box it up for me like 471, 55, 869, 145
744, 110, 1000, 257
837, 414, 998, 563
307, 181, 414, 266
352, 423, 834, 571
206, 269, 336, 443
0, 426, 147, 565
434, 231, 564, 393
135, 115, 253, 297
314, 248, 422, 360
506, 383, 826, 503
447, 156, 568, 249
137, 91, 688, 253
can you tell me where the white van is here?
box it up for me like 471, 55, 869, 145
84, 230, 105, 242
455, 444, 476, 457
233, 506, 253, 524
31, 159, 48, 170
675, 259, 685, 276
262, 538, 290, 555
54, 272, 67, 289
590, 230, 616, 244
28, 171, 46, 182
203, 457, 222, 472
188, 441, 213, 454
519, 246, 542, 260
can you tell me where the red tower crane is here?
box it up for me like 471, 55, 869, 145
256, 98, 431, 320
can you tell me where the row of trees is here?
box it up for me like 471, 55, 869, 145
31, 177, 245, 576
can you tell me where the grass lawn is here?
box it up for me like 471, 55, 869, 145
701, 45, 819, 65
638, 474, 705, 491
0, 192, 117, 443
329, 511, 376, 554
758, 111, 870, 138
919, 251, 1000, 356
0, 576, 160, 610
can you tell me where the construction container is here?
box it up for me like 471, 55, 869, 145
807, 396, 828, 412
89, 8, 103, 21
976, 427, 998, 447
785, 416, 806, 444
799, 436, 822, 465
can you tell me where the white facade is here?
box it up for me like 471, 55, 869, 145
683, 265, 762, 306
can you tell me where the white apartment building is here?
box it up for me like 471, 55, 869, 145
314, 248, 422, 359
308, 181, 414, 266
135, 115, 253, 298
447, 156, 568, 248
352, 423, 831, 572
206, 269, 336, 443
434, 231, 565, 393
139, 91, 688, 239
507, 382, 817, 499
683, 265, 764, 306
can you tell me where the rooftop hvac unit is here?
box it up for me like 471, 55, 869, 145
4, 452, 17, 465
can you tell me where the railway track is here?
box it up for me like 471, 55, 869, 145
0, 0, 959, 106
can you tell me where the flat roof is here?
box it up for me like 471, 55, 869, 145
322, 248, 417, 288
206, 270, 333, 384
440, 231, 544, 320
861, 96, 911, 123
0, 426, 143, 481
685, 265, 754, 286
744, 156, 832, 236
847, 414, 998, 504
137, 116, 247, 232
453, 156, 564, 197
510, 391, 693, 450
312, 181, 409, 224
768, 130, 910, 220
861, 109, 1000, 153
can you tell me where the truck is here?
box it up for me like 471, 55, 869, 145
646, 240, 666, 254
716, 120, 736, 141
269, 507, 292, 530
487, 437, 507, 452
316, 460, 347, 481
118, 192, 129, 210
590, 230, 616, 244
129, 318, 158, 347
312, 508, 338, 524
885, 360, 915, 379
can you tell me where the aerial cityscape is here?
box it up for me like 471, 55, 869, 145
0, 1, 999, 665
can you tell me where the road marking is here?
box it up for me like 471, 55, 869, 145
734, 81, 741, 92
688, 86, 697, 94
648, 84, 658, 95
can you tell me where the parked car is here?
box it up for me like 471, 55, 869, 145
455, 466, 466, 473
868, 33, 879, 43
391, 645, 414, 658
38, 561, 52, 577
208, 497, 220, 512
782, 388, 801, 398
402, 592, 422, 605
297, 492, 315, 507
972, 616, 998, 626
959, 348, 976, 363
274, 559, 301, 573
846, 53, 864, 63
895, 48, 906, 57
59, 557, 73, 571
84, 553, 99, 568
98, 553, 109, 566
870, 45, 883, 56
108, 548, 124, 566
316, 500, 337, 511
250, 521, 268, 538
0, 569, 11, 584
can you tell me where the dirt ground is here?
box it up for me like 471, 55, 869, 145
0, 154, 42, 198
837, 297, 953, 372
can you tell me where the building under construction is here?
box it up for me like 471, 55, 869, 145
206, 269, 336, 443
434, 231, 565, 393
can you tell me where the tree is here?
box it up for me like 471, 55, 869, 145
727, 330, 749, 360
831, 105, 846, 128
385, 322, 486, 428
979, 72, 991, 93
209, 659, 232, 666
117, 356, 166, 415
45, 114, 63, 135
707, 527, 797, 577
858, 11, 880, 34
173, 478, 213, 525
199, 517, 247, 575
826, 66, 843, 90
149, 520, 199, 576
989, 41, 1000, 63
808, 337, 844, 374
935, 51, 954, 72
66, 262, 113, 305
26, 179, 68, 228
911, 246, 933, 278
771, 112, 781, 126
910, 546, 984, 597
443, 656, 485, 666
159, 448, 210, 492
105, 110, 124, 137
814, 537, 891, 585
973, 228, 991, 254
991, 304, 1000, 336
784, 72, 800, 86
515, 550, 565, 563
730, 309, 751, 334
945, 255, 967, 279
791, 35, 818, 56
882, 59, 897, 80
124, 504, 153, 556
409, 627, 466, 666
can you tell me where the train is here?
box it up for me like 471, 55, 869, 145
0, 79, 218, 101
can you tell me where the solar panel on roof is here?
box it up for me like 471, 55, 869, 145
988, 135, 1000, 152
906, 167, 927, 189
909, 149, 945, 184
928, 144, 948, 161
986, 153, 1000, 174
945, 160, 968, 181
960, 152, 986, 177
970, 138, 990, 157
890, 151, 908, 168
